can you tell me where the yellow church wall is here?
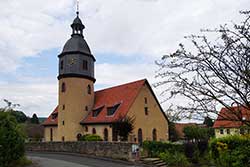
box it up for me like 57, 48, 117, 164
83, 124, 113, 141
57, 78, 94, 141
127, 84, 169, 142
44, 126, 58, 142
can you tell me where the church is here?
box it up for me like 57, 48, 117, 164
43, 10, 169, 143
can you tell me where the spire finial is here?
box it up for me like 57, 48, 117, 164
76, 0, 79, 16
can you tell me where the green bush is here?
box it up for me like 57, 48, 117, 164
9, 156, 32, 167
159, 151, 190, 167
79, 134, 103, 141
209, 135, 250, 167
143, 141, 184, 157
0, 112, 25, 167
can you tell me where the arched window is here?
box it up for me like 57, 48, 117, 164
87, 85, 91, 94
92, 128, 96, 134
50, 128, 53, 142
62, 136, 65, 142
104, 128, 108, 141
138, 128, 143, 146
61, 82, 66, 92
77, 133, 82, 141
152, 129, 157, 141
85, 126, 88, 132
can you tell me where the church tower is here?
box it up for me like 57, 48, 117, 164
57, 9, 95, 141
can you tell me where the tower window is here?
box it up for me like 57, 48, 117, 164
62, 121, 65, 125
60, 60, 64, 70
144, 97, 147, 104
144, 107, 148, 115
83, 60, 88, 70
61, 82, 66, 92
87, 85, 91, 94
85, 106, 88, 111
62, 105, 65, 110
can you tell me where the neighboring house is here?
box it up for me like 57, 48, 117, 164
25, 124, 44, 142
213, 106, 250, 138
43, 11, 169, 143
175, 123, 196, 140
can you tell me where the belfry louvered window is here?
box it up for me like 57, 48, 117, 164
83, 60, 88, 70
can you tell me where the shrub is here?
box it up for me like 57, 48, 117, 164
79, 134, 103, 141
0, 112, 25, 167
209, 135, 250, 167
143, 141, 184, 157
184, 142, 200, 163
9, 156, 32, 167
159, 151, 190, 167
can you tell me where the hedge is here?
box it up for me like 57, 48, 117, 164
209, 135, 250, 167
143, 141, 184, 157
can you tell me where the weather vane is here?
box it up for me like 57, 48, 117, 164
76, 0, 80, 16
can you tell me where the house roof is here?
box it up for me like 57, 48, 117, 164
213, 106, 250, 128
43, 79, 168, 126
81, 79, 146, 124
42, 106, 58, 126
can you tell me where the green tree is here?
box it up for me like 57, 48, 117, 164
169, 122, 179, 142
0, 112, 25, 167
203, 116, 214, 127
113, 116, 135, 141
183, 125, 214, 141
155, 11, 250, 125
0, 99, 27, 123
30, 113, 39, 124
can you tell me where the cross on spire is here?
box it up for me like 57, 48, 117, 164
76, 0, 79, 16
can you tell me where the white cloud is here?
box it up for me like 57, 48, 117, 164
0, 0, 248, 72
95, 63, 157, 87
0, 78, 57, 117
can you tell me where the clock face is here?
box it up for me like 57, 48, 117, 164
68, 58, 76, 65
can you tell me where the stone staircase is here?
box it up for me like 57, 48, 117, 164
140, 157, 167, 167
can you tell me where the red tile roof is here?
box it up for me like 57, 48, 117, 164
43, 79, 146, 126
42, 106, 58, 126
213, 106, 250, 128
81, 79, 146, 124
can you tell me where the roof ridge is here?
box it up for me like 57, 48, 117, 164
94, 78, 146, 93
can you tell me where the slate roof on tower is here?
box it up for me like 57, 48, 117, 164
43, 79, 168, 126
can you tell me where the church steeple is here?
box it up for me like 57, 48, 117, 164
56, 1, 96, 141
57, 1, 95, 82
71, 10, 85, 36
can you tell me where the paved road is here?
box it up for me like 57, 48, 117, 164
27, 152, 141, 167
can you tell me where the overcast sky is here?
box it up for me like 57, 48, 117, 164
0, 0, 249, 117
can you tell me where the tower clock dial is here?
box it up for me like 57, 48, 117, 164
68, 58, 76, 65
